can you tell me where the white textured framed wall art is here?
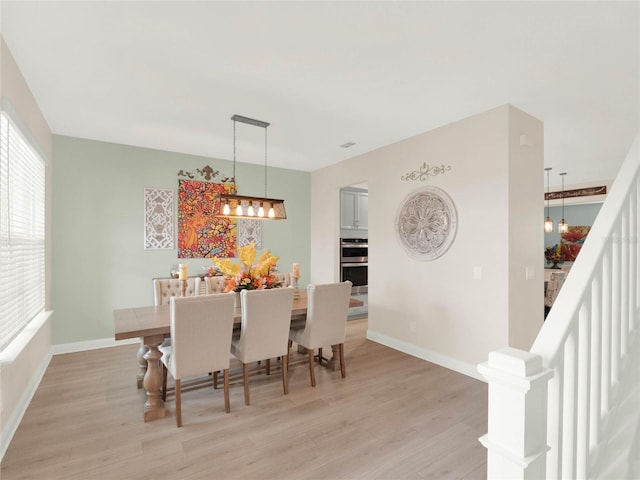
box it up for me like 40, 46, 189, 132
237, 219, 262, 248
395, 185, 457, 261
144, 187, 175, 250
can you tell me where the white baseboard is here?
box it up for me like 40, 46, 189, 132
1, 351, 52, 461
51, 336, 140, 356
366, 328, 486, 382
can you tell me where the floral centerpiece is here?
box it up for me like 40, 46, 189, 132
545, 244, 564, 269
212, 242, 281, 292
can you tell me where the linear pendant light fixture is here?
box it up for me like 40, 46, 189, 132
558, 172, 568, 233
214, 114, 287, 220
544, 167, 554, 232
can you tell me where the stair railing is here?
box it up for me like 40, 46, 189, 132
479, 132, 639, 479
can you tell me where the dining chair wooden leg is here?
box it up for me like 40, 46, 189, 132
308, 348, 316, 387
266, 358, 271, 375
213, 370, 218, 389
282, 353, 289, 395
175, 379, 182, 428
243, 363, 250, 405
223, 368, 230, 413
318, 347, 323, 364
339, 343, 346, 378
162, 364, 168, 401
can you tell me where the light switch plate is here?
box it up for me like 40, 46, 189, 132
525, 266, 535, 280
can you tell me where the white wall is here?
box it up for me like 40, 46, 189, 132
0, 36, 53, 460
311, 105, 544, 377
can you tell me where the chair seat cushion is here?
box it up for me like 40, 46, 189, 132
159, 344, 172, 371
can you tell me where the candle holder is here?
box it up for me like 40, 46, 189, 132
179, 279, 187, 297
292, 275, 301, 299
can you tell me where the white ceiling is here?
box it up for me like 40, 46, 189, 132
1, 1, 638, 189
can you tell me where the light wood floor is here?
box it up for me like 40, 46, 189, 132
1, 318, 487, 479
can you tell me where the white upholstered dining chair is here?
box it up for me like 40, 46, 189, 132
274, 272, 292, 287
203, 276, 228, 295
153, 277, 201, 305
160, 293, 236, 427
231, 287, 294, 405
146, 277, 202, 356
133, 277, 203, 389
288, 281, 352, 387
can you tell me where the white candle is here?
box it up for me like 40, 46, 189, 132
179, 264, 188, 280
292, 262, 300, 277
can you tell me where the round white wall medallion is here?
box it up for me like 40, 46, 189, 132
395, 185, 457, 261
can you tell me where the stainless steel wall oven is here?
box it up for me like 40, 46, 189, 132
340, 238, 368, 294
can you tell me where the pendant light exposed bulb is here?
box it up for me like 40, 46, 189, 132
258, 202, 265, 217
544, 218, 554, 233
558, 172, 568, 233
247, 201, 255, 217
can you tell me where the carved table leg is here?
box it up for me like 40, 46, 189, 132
136, 338, 148, 389
142, 334, 166, 421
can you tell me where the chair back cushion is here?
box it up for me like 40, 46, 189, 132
204, 276, 228, 295
274, 272, 291, 287
169, 293, 235, 378
301, 281, 352, 348
153, 278, 200, 305
236, 288, 294, 364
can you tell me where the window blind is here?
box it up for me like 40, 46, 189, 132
0, 110, 45, 352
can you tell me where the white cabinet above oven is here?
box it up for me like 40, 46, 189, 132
340, 188, 368, 231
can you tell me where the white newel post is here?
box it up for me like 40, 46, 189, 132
478, 347, 554, 479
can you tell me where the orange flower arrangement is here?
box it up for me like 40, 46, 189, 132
212, 242, 280, 292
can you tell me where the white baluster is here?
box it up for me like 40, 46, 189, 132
589, 275, 602, 451
601, 249, 612, 413
561, 328, 577, 480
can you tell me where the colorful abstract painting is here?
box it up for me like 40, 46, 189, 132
561, 225, 590, 262
177, 179, 236, 258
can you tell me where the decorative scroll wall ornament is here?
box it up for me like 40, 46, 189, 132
545, 185, 606, 201
144, 188, 174, 250
401, 163, 452, 182
237, 219, 262, 248
177, 164, 234, 183
395, 186, 457, 261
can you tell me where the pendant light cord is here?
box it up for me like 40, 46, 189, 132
546, 168, 550, 217
233, 119, 237, 194
264, 127, 268, 197
561, 173, 565, 219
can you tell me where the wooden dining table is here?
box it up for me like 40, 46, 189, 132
113, 291, 364, 422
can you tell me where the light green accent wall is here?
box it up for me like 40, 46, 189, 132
52, 135, 310, 345
543, 203, 603, 249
